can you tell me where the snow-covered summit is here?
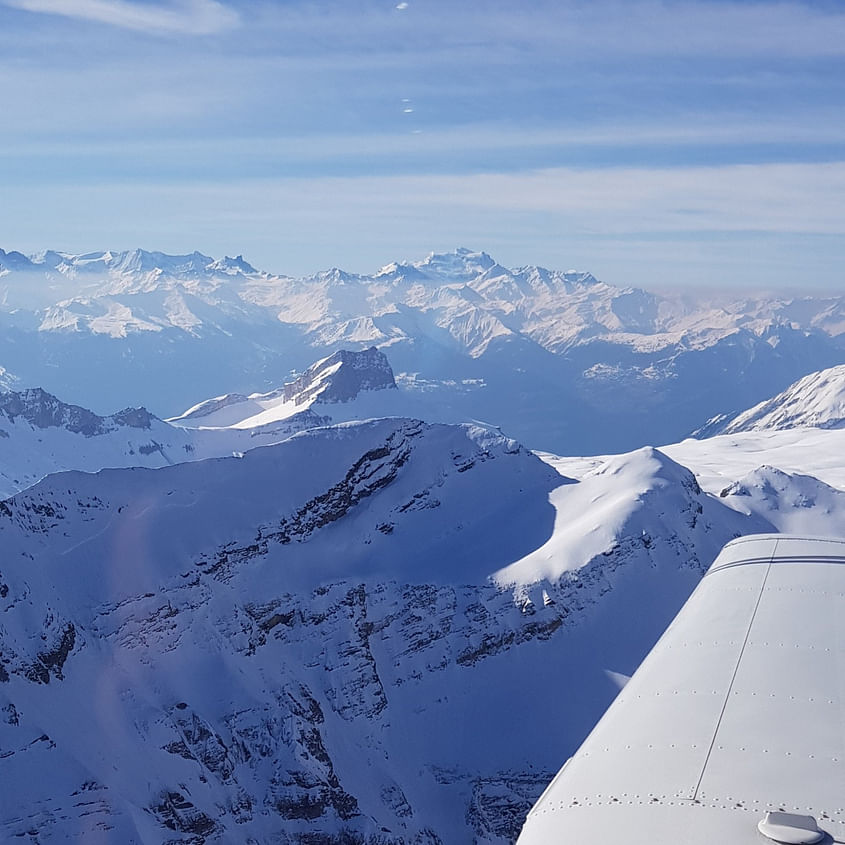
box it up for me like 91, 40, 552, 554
697, 364, 845, 435
415, 247, 497, 281
207, 254, 259, 275
171, 347, 398, 428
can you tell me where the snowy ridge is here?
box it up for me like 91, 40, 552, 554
698, 363, 845, 435
0, 384, 333, 499
717, 465, 845, 535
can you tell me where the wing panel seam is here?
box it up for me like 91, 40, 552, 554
690, 539, 777, 800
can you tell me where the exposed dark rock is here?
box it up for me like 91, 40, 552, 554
169, 706, 238, 781
163, 740, 196, 761
466, 772, 560, 842
24, 622, 76, 683
150, 791, 218, 838
196, 422, 423, 580
2, 702, 18, 724
0, 387, 156, 435
284, 347, 397, 407
111, 406, 154, 429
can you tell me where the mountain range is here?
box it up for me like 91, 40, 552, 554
2, 339, 845, 840
1, 244, 845, 841
1, 246, 844, 454
0, 347, 405, 499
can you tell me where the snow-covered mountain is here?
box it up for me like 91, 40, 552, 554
1, 411, 792, 843
697, 363, 845, 435
0, 385, 314, 499
4, 370, 845, 842
0, 348, 445, 499
171, 346, 398, 430
1, 246, 844, 453
3, 248, 845, 843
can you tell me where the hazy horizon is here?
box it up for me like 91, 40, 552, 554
2, 0, 845, 289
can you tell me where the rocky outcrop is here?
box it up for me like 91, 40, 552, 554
0, 387, 154, 435
283, 347, 397, 407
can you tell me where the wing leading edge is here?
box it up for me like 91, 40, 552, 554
517, 534, 845, 845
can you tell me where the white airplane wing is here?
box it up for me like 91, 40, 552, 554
517, 534, 845, 845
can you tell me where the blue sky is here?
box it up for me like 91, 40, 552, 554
1, 0, 844, 288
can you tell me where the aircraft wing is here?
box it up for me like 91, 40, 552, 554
517, 534, 845, 845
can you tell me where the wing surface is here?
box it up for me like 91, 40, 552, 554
517, 534, 845, 845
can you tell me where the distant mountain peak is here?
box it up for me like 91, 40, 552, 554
208, 254, 258, 275
0, 248, 36, 273
285, 347, 397, 407
415, 248, 497, 280
171, 347, 398, 428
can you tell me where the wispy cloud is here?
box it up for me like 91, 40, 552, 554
4, 161, 844, 276
440, 0, 845, 59
1, 0, 238, 34
228, 0, 845, 60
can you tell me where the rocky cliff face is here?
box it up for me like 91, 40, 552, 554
283, 347, 397, 407
0, 386, 153, 436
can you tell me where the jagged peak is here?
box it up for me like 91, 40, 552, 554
207, 254, 258, 275
284, 346, 397, 407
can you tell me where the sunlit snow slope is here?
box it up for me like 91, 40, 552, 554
698, 363, 845, 434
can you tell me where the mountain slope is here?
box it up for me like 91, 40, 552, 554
697, 363, 845, 435
0, 418, 771, 843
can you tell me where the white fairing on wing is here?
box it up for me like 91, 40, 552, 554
517, 534, 845, 845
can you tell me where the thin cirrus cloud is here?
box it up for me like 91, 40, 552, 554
0, 0, 239, 34
3, 160, 844, 287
